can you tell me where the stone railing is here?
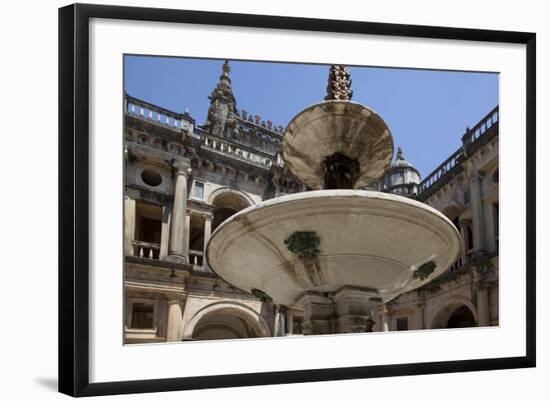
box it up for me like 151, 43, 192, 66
132, 240, 161, 260
418, 148, 464, 195
188, 249, 204, 266
462, 106, 499, 148
417, 106, 499, 199
125, 94, 195, 133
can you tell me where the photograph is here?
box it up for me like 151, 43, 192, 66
123, 56, 499, 344
0, 0, 543, 399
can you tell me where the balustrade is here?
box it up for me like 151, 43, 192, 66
125, 94, 195, 132
419, 148, 463, 193
188, 250, 204, 266
132, 240, 161, 260
462, 106, 499, 146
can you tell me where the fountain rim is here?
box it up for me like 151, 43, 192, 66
282, 99, 391, 133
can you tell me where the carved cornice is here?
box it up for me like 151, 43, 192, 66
126, 184, 174, 206
126, 142, 174, 167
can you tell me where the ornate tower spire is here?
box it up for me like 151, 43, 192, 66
204, 60, 237, 137
325, 65, 353, 101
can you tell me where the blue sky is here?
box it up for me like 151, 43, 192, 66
125, 56, 498, 178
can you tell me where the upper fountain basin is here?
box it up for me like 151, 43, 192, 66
283, 101, 394, 189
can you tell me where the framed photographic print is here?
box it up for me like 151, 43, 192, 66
58, 3, 536, 397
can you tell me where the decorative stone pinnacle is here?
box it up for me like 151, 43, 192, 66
205, 60, 237, 136
397, 147, 404, 160
220, 60, 231, 84
325, 65, 353, 101
211, 60, 234, 97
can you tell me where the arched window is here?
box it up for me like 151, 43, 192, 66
211, 191, 251, 231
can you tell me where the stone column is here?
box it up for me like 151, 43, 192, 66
159, 205, 171, 260
379, 305, 390, 332
296, 292, 333, 335
469, 170, 486, 257
166, 294, 185, 342
476, 283, 491, 327
124, 196, 136, 256
202, 215, 213, 268
168, 160, 191, 263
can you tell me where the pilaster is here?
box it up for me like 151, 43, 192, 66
202, 215, 213, 270
159, 205, 171, 259
469, 169, 487, 258
124, 196, 136, 256
475, 281, 491, 327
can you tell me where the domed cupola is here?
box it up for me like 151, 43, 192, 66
379, 147, 421, 197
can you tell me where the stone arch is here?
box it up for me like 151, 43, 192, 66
182, 301, 271, 340
208, 188, 255, 232
428, 296, 478, 329
207, 187, 255, 207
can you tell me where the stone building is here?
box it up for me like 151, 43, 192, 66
123, 61, 499, 343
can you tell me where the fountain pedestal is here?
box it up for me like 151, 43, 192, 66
296, 287, 378, 335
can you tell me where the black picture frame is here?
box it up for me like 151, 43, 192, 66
59, 3, 536, 397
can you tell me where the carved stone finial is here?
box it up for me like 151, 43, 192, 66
325, 65, 353, 101
397, 147, 404, 160
221, 60, 231, 83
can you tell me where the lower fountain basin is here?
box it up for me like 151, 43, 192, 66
206, 190, 461, 306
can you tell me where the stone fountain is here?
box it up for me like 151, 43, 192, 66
206, 65, 460, 335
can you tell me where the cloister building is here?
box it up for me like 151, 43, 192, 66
123, 61, 499, 343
